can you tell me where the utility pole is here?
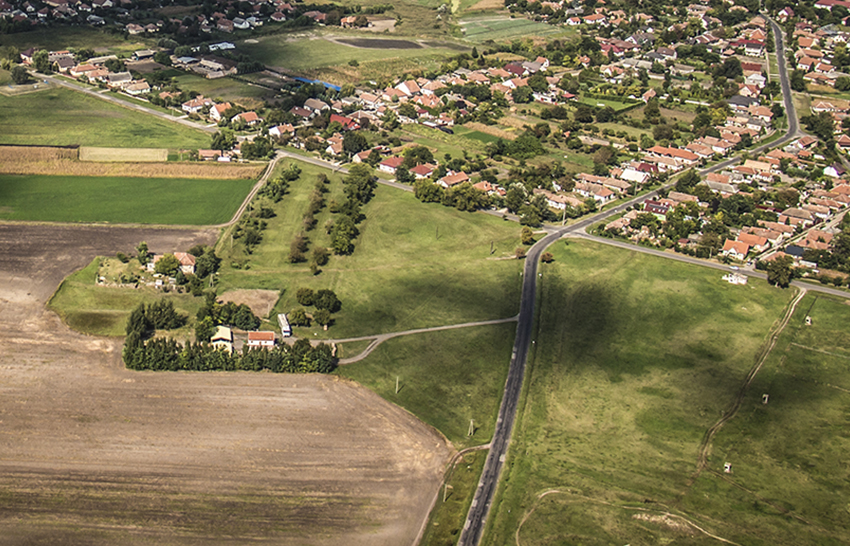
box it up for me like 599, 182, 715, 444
444, 483, 453, 502
468, 419, 474, 437
395, 376, 400, 394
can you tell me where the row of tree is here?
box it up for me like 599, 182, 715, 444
123, 337, 337, 374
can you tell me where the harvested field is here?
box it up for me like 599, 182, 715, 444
0, 147, 263, 179
0, 222, 452, 545
335, 37, 423, 49
218, 288, 280, 318
467, 0, 504, 10
80, 146, 168, 162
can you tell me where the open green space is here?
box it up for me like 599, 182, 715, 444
0, 173, 254, 224
48, 258, 203, 337
339, 323, 515, 447
484, 239, 802, 546
237, 33, 466, 73
0, 87, 210, 148
699, 292, 850, 544
0, 27, 150, 55
173, 73, 272, 105
216, 159, 523, 340
577, 95, 640, 112
458, 16, 573, 43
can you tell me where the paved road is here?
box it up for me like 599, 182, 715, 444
457, 15, 806, 546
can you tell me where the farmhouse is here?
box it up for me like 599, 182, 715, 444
211, 326, 233, 353
247, 331, 276, 348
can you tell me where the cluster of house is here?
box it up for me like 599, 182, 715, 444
791, 19, 850, 89
0, 0, 296, 32
21, 48, 154, 95
605, 135, 850, 265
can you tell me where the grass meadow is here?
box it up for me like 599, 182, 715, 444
0, 26, 149, 55
483, 239, 804, 546
0, 174, 254, 224
216, 159, 524, 340
48, 258, 204, 337
458, 16, 574, 43
236, 33, 465, 84
0, 87, 210, 148
339, 323, 515, 448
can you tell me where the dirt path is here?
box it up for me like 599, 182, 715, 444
330, 316, 519, 364
689, 287, 807, 482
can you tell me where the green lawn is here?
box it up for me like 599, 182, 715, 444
578, 95, 640, 112
0, 87, 210, 148
0, 174, 255, 224
458, 15, 573, 43
48, 258, 204, 337
484, 239, 802, 546
216, 159, 523, 340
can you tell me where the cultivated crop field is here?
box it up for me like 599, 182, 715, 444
80, 146, 168, 162
0, 145, 263, 178
484, 240, 821, 546
0, 173, 255, 224
0, 87, 210, 148
0, 223, 451, 546
0, 26, 149, 55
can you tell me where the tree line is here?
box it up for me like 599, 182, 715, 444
123, 337, 337, 374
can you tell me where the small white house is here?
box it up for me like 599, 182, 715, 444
248, 331, 276, 348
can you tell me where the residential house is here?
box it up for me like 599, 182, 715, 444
211, 326, 233, 353
248, 331, 276, 348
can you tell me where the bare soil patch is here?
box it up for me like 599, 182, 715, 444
0, 222, 451, 545
464, 121, 517, 140
335, 37, 423, 49
0, 147, 263, 179
218, 288, 280, 318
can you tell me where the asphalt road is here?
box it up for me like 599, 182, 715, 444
457, 16, 807, 546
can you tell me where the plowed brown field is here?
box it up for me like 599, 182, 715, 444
0, 223, 451, 545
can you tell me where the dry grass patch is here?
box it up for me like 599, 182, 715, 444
464, 121, 517, 140
218, 289, 281, 319
80, 146, 168, 162
467, 0, 504, 9
0, 147, 264, 179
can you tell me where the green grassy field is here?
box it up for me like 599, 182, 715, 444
458, 16, 573, 43
484, 239, 804, 546
173, 73, 273, 105
237, 33, 465, 73
0, 87, 210, 148
216, 159, 523, 340
0, 27, 150, 55
48, 258, 204, 337
338, 323, 515, 448
0, 174, 254, 224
